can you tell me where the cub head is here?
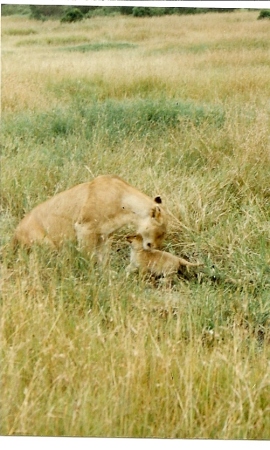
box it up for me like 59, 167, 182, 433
126, 234, 144, 249
137, 197, 167, 250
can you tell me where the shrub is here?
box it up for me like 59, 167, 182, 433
1, 4, 31, 16
85, 7, 120, 18
132, 7, 152, 17
29, 5, 45, 21
148, 8, 167, 17
30, 5, 66, 21
119, 6, 133, 15
258, 10, 270, 20
60, 8, 84, 23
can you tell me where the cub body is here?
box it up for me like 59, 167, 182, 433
13, 175, 167, 260
126, 234, 202, 277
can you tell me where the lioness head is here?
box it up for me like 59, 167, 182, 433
137, 198, 167, 250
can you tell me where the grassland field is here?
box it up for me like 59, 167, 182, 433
1, 10, 270, 438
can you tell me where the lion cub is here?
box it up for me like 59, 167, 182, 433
126, 234, 202, 278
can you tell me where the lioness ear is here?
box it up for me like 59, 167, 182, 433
154, 196, 162, 204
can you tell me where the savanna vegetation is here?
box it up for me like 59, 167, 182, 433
1, 4, 237, 20
1, 9, 270, 438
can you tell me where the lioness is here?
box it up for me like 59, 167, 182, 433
126, 234, 202, 277
13, 175, 167, 261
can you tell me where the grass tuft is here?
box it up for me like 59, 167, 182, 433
62, 41, 137, 52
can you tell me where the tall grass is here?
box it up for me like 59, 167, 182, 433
1, 11, 270, 438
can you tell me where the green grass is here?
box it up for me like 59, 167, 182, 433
2, 98, 225, 144
2, 28, 38, 36
1, 11, 270, 438
160, 37, 270, 55
63, 42, 137, 52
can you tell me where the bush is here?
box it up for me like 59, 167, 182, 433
148, 8, 167, 17
132, 7, 152, 17
29, 5, 45, 21
30, 5, 66, 21
173, 7, 204, 15
60, 8, 84, 23
85, 7, 120, 18
119, 6, 133, 15
1, 4, 31, 16
258, 10, 270, 20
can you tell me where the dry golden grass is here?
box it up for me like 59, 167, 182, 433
2, 11, 270, 112
1, 250, 269, 438
1, 10, 270, 438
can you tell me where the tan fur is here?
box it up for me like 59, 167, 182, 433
13, 175, 167, 261
126, 234, 202, 277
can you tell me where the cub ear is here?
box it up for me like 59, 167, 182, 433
154, 196, 162, 204
126, 234, 136, 243
151, 205, 161, 220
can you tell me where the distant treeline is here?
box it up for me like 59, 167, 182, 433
3, 4, 269, 21
2, 4, 238, 20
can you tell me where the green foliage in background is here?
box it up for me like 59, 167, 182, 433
258, 9, 270, 19
60, 8, 84, 23
2, 4, 238, 21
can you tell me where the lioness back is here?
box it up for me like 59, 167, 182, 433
13, 175, 167, 253
13, 181, 95, 247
